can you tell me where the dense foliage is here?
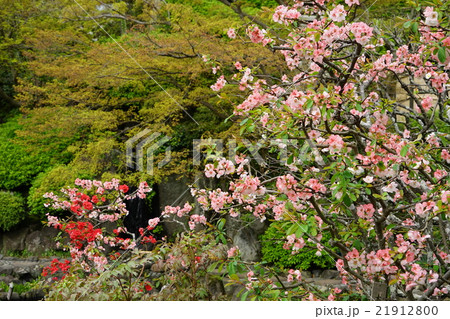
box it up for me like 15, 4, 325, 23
260, 222, 336, 270
0, 191, 26, 231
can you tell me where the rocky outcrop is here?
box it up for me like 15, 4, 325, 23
0, 224, 62, 255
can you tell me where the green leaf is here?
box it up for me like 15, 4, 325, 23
305, 99, 313, 109
207, 261, 219, 272
295, 228, 304, 238
400, 144, 410, 156
343, 194, 352, 206
217, 218, 226, 231
240, 118, 249, 126
438, 47, 446, 63
411, 22, 418, 34
229, 273, 239, 281
353, 240, 363, 250
228, 262, 236, 275
286, 224, 298, 235
287, 154, 294, 165
386, 224, 396, 231
299, 224, 309, 233
403, 21, 412, 28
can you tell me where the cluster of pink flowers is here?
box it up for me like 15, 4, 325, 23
349, 22, 373, 45
204, 158, 235, 178
210, 75, 227, 92
195, 0, 450, 300
247, 25, 271, 46
356, 203, 375, 219
329, 5, 346, 22
162, 202, 192, 218
287, 269, 302, 282
325, 134, 345, 154
423, 7, 439, 27
272, 5, 301, 25
227, 246, 239, 258
188, 214, 207, 230
283, 234, 306, 254
227, 28, 236, 39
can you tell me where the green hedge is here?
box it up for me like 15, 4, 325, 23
0, 191, 26, 231
260, 221, 336, 270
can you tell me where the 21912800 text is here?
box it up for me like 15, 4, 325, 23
375, 306, 438, 316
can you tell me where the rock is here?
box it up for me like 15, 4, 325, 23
0, 257, 48, 280
25, 226, 65, 255
226, 215, 267, 262
158, 175, 195, 236
321, 269, 339, 279
0, 291, 20, 301
0, 275, 20, 285
311, 269, 323, 278
1, 227, 31, 253
301, 270, 312, 278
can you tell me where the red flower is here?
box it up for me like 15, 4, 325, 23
91, 195, 99, 204
144, 284, 152, 291
70, 204, 81, 215
80, 193, 90, 201
83, 201, 93, 210
119, 184, 129, 193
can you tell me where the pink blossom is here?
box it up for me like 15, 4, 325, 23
363, 175, 374, 183
345, 0, 359, 5
382, 182, 398, 193
205, 164, 216, 178
188, 214, 207, 230
288, 269, 302, 281
148, 217, 160, 229
434, 169, 448, 180
349, 22, 373, 45
356, 203, 375, 219
421, 96, 433, 111
227, 28, 236, 39
403, 129, 410, 139
423, 7, 439, 27
441, 149, 450, 163
325, 134, 345, 154
329, 5, 347, 23
210, 75, 226, 91
227, 246, 239, 258
247, 25, 266, 44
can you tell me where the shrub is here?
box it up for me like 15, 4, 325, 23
0, 191, 26, 231
260, 221, 336, 270
0, 116, 50, 190
27, 165, 79, 218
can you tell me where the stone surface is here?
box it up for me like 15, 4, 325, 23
158, 175, 195, 236
226, 215, 267, 262
321, 269, 339, 279
25, 227, 61, 255
1, 227, 31, 253
0, 257, 50, 280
